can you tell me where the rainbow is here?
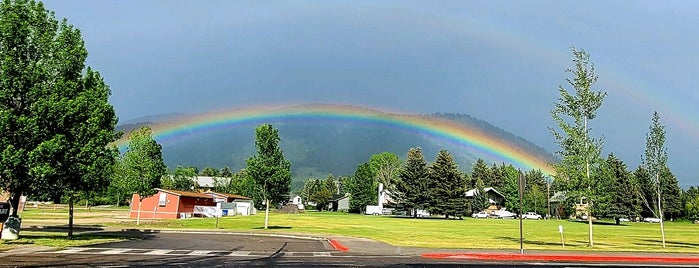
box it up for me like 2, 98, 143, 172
115, 103, 557, 175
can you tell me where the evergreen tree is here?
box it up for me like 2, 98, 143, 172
489, 163, 506, 190
246, 124, 291, 229
600, 154, 639, 224
397, 147, 431, 218
471, 177, 489, 214
429, 149, 466, 218
523, 170, 548, 216
634, 166, 656, 218
345, 162, 376, 213
660, 168, 682, 220
550, 47, 607, 247
471, 159, 491, 189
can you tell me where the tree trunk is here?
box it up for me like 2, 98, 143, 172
9, 193, 22, 217
137, 198, 142, 225
657, 175, 666, 249
264, 199, 270, 229
585, 117, 594, 247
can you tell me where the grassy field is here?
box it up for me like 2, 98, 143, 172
9, 207, 699, 253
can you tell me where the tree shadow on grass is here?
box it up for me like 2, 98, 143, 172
634, 239, 699, 248
495, 236, 612, 247
22, 224, 104, 233
567, 220, 628, 226
252, 226, 292, 230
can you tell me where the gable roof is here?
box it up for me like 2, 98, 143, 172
157, 188, 212, 199
205, 191, 251, 200
465, 187, 504, 198
330, 194, 350, 202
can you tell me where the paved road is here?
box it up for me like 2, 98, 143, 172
2, 231, 699, 267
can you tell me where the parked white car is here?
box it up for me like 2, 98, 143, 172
493, 208, 516, 219
471, 211, 490, 218
644, 217, 661, 223
521, 212, 542, 220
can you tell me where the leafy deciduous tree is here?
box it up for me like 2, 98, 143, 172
550, 47, 607, 247
120, 126, 167, 225
245, 124, 291, 229
0, 0, 119, 218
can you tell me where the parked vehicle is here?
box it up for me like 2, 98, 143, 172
493, 208, 516, 219
644, 217, 661, 223
619, 217, 630, 222
520, 212, 542, 220
471, 211, 490, 218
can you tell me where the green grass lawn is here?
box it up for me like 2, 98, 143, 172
8, 208, 699, 253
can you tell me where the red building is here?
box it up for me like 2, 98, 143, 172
129, 189, 252, 219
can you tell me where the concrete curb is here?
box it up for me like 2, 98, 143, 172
421, 252, 699, 264
328, 239, 349, 252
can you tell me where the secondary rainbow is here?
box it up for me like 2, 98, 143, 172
116, 104, 556, 175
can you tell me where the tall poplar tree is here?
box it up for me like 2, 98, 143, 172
550, 47, 607, 247
642, 111, 669, 248
0, 0, 119, 217
246, 124, 291, 229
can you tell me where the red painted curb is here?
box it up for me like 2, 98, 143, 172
329, 239, 349, 252
421, 253, 699, 264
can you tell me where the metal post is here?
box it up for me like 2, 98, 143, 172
518, 171, 524, 254
68, 196, 74, 239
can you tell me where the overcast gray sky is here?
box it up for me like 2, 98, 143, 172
43, 0, 699, 187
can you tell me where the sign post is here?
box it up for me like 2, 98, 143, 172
559, 225, 565, 249
0, 202, 10, 239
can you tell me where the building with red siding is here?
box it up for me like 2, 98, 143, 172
129, 189, 253, 219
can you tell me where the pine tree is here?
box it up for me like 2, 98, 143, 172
345, 162, 376, 213
429, 150, 466, 218
601, 154, 639, 224
397, 147, 430, 218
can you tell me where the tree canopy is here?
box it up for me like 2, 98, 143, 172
0, 0, 119, 215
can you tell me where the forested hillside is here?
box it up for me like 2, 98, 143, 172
118, 112, 557, 191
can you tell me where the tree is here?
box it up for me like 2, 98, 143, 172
471, 159, 491, 189
397, 147, 431, 218
550, 47, 607, 247
683, 186, 699, 220
471, 177, 489, 214
0, 0, 119, 218
245, 124, 291, 229
227, 169, 261, 207
429, 149, 467, 219
642, 111, 669, 248
220, 166, 233, 178
345, 162, 376, 213
599, 154, 639, 224
369, 152, 403, 202
120, 126, 167, 225
200, 167, 221, 177
523, 170, 548, 216
171, 166, 197, 191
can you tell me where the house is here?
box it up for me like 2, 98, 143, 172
290, 195, 302, 205
329, 194, 350, 212
129, 189, 253, 219
465, 187, 505, 213
194, 176, 230, 191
